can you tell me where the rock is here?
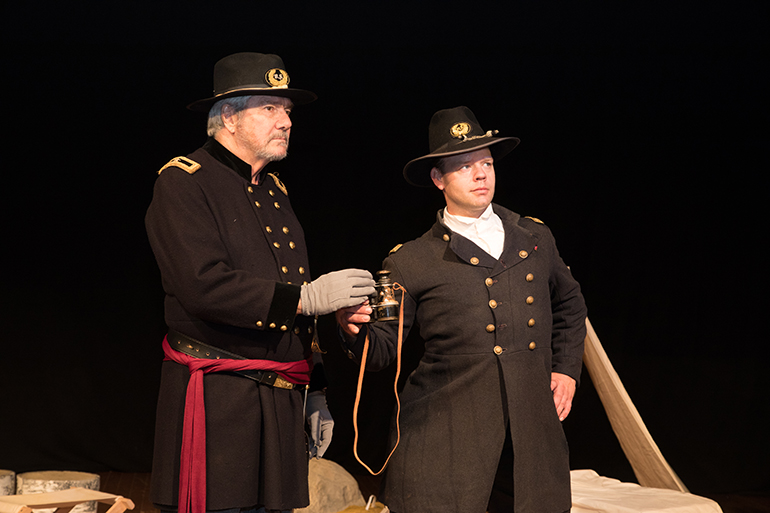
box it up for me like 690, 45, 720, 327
0, 470, 14, 496
15, 471, 100, 513
295, 459, 366, 513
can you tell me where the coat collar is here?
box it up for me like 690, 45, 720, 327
203, 137, 269, 184
433, 204, 541, 273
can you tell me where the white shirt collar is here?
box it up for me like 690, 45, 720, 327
443, 204, 505, 259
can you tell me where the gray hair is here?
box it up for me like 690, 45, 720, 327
206, 95, 253, 136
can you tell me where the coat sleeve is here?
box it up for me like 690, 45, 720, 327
546, 227, 587, 384
145, 167, 300, 330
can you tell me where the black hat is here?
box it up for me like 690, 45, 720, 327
187, 52, 317, 112
403, 106, 520, 187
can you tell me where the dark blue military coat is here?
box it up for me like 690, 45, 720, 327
145, 139, 317, 511
348, 205, 587, 513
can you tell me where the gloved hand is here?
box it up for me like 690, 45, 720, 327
306, 391, 334, 459
301, 269, 375, 316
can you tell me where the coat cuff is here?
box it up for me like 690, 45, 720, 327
338, 324, 368, 361
552, 355, 584, 387
261, 282, 301, 331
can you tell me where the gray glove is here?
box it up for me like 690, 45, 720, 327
300, 269, 375, 316
306, 391, 334, 459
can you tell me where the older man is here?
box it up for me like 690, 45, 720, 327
146, 52, 375, 513
337, 106, 587, 513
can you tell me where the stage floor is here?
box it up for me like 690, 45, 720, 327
96, 471, 770, 513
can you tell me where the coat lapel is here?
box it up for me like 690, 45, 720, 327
434, 205, 541, 273
434, 210, 499, 269
492, 205, 541, 276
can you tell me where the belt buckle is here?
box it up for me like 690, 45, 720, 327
273, 376, 294, 390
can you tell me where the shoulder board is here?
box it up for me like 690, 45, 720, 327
268, 173, 288, 196
525, 216, 544, 224
389, 244, 403, 254
158, 156, 200, 175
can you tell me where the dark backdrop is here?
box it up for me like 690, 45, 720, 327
2, 0, 767, 500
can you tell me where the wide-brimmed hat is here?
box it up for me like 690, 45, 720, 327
187, 52, 317, 112
403, 106, 520, 187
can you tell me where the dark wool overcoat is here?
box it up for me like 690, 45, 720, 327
145, 139, 317, 511
349, 206, 587, 513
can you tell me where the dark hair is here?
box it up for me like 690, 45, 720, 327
432, 157, 448, 174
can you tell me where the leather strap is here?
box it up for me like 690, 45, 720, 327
352, 283, 406, 475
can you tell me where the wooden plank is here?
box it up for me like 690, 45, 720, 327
582, 317, 688, 492
0, 488, 133, 511
97, 474, 155, 513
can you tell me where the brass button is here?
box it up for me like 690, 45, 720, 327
308, 326, 314, 334
255, 201, 261, 208
274, 202, 281, 209
281, 266, 289, 274
269, 323, 276, 329
528, 318, 536, 327
442, 234, 450, 241
489, 300, 498, 309
269, 190, 275, 196
282, 226, 290, 234
247, 186, 254, 193
299, 267, 306, 274
470, 257, 480, 265
485, 278, 494, 287
280, 325, 288, 331
526, 273, 534, 282
256, 321, 263, 327
289, 241, 296, 249
294, 327, 300, 334
486, 324, 496, 333
528, 341, 537, 350
519, 250, 529, 259
526, 296, 534, 305
266, 226, 273, 233
494, 345, 503, 355
273, 242, 281, 248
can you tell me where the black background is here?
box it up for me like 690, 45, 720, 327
1, 0, 767, 501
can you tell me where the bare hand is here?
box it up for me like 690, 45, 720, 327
335, 301, 372, 337
551, 372, 576, 421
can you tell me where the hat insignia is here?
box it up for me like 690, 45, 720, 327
449, 122, 471, 139
265, 68, 290, 88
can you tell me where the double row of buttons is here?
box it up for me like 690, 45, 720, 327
487, 271, 539, 354
248, 186, 283, 210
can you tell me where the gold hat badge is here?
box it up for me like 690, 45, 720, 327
450, 122, 471, 139
265, 68, 290, 88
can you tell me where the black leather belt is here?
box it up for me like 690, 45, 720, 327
168, 329, 307, 390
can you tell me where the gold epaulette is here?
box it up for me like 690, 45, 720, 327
525, 216, 544, 224
389, 244, 403, 254
158, 156, 201, 175
268, 173, 288, 196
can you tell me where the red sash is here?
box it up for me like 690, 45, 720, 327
162, 336, 312, 513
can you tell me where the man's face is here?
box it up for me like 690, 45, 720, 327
232, 95, 293, 164
430, 147, 495, 218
